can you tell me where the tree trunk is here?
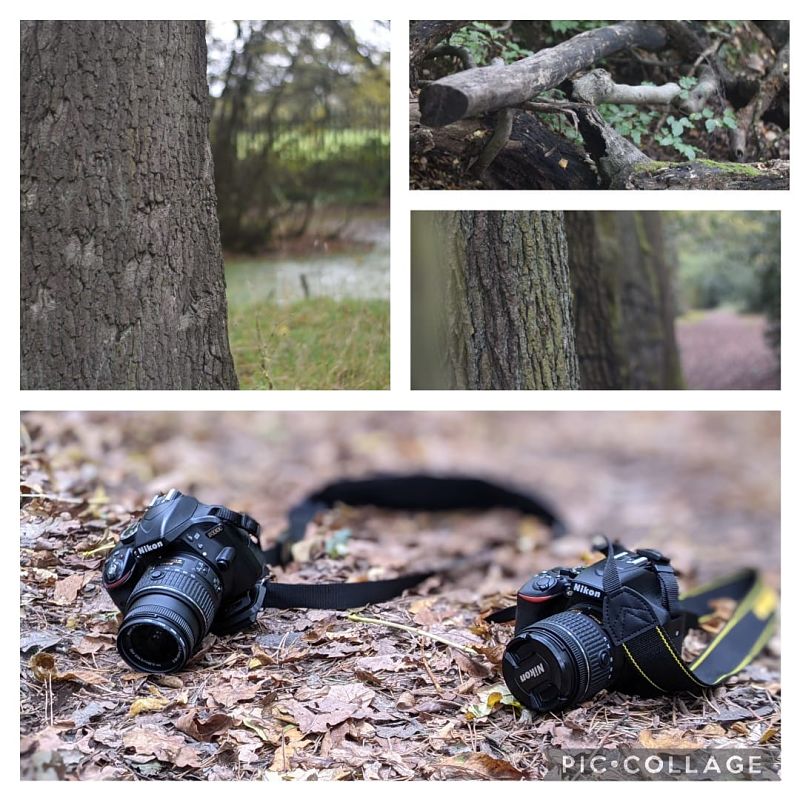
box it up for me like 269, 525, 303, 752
419, 21, 667, 127
597, 212, 683, 389
21, 20, 239, 390
417, 211, 580, 390
564, 212, 623, 388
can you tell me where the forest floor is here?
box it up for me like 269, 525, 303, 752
677, 310, 780, 390
20, 412, 780, 780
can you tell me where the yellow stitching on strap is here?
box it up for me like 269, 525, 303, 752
655, 627, 705, 687
622, 642, 664, 692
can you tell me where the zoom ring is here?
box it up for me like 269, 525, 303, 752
537, 612, 613, 702
131, 567, 220, 631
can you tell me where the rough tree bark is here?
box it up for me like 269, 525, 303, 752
21, 20, 239, 390
595, 212, 683, 389
417, 211, 580, 390
564, 212, 623, 389
419, 21, 667, 126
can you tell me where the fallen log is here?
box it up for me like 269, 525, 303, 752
410, 100, 598, 189
419, 21, 667, 127
623, 159, 790, 190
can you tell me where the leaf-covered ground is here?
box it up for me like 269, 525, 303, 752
677, 310, 780, 390
20, 412, 780, 780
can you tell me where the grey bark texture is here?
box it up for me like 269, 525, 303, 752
594, 212, 683, 389
430, 211, 580, 390
419, 21, 667, 126
21, 20, 239, 390
564, 212, 623, 389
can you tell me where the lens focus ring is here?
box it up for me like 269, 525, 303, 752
130, 564, 220, 631
536, 612, 613, 702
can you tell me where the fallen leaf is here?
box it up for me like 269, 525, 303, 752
638, 728, 702, 750
129, 696, 171, 717
439, 752, 527, 780
558, 158, 569, 169
268, 728, 312, 772
760, 727, 778, 744
464, 683, 520, 720
175, 709, 234, 742
53, 574, 87, 605
205, 680, 260, 706
279, 682, 375, 734
122, 725, 202, 768
72, 633, 114, 655
20, 631, 61, 653
29, 652, 107, 686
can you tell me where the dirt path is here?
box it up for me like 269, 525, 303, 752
677, 310, 780, 390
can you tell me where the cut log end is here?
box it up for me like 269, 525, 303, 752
419, 84, 470, 128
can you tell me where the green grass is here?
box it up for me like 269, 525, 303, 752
229, 297, 389, 390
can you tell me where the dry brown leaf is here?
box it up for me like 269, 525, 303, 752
29, 652, 107, 686
439, 752, 527, 780
279, 682, 375, 734
268, 728, 312, 772
205, 680, 260, 706
72, 633, 114, 655
122, 725, 202, 768
638, 728, 702, 750
175, 709, 234, 742
53, 574, 87, 605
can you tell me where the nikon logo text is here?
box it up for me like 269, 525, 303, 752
573, 584, 601, 599
520, 662, 546, 683
136, 541, 164, 555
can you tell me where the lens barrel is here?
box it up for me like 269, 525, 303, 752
502, 611, 614, 712
117, 554, 222, 673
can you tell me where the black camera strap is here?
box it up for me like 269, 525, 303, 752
257, 473, 565, 612
619, 567, 777, 692
599, 539, 777, 692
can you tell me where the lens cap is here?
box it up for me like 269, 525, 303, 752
503, 627, 576, 712
503, 611, 614, 713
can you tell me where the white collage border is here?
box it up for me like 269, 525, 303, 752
7, 3, 795, 795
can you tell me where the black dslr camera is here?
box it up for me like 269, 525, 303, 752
102, 490, 270, 673
502, 542, 690, 713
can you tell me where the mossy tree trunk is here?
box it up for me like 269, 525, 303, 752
417, 211, 580, 390
21, 21, 239, 389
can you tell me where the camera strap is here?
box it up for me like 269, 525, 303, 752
598, 539, 777, 692
618, 567, 777, 692
257, 473, 565, 612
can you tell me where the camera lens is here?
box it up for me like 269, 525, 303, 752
117, 555, 222, 673
502, 611, 615, 712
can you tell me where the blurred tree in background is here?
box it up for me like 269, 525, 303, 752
207, 21, 390, 252
668, 211, 780, 361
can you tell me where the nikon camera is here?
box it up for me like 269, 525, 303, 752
502, 545, 689, 713
102, 490, 270, 673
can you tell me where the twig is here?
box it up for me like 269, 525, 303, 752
19, 492, 83, 504
346, 612, 477, 655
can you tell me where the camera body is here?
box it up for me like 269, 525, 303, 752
502, 546, 688, 713
102, 490, 268, 673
